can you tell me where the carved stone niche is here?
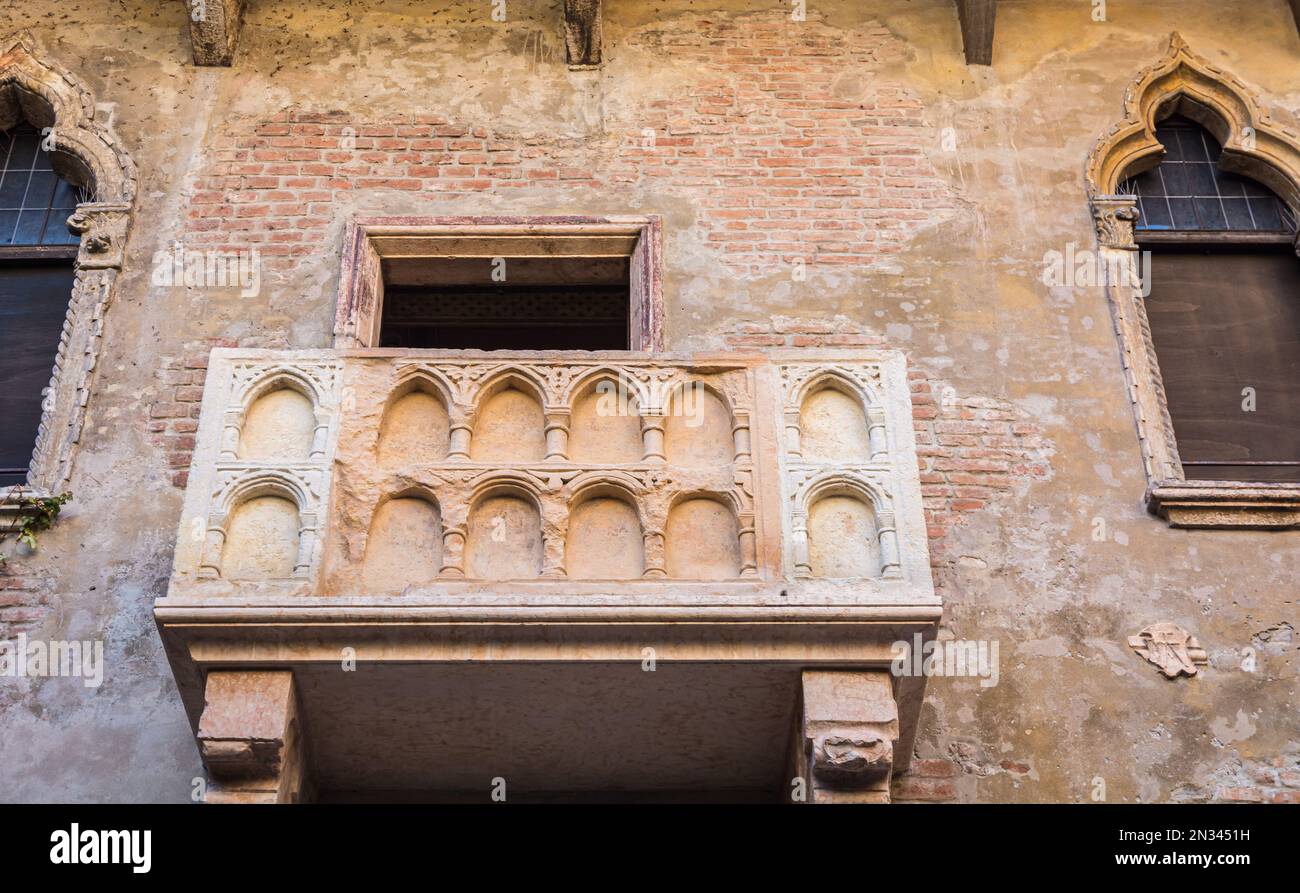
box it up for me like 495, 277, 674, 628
1086, 33, 1300, 530
0, 32, 137, 500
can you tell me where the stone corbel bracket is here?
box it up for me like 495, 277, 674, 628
795, 671, 899, 803
187, 0, 246, 67
198, 671, 311, 803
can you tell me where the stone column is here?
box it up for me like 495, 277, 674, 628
791, 510, 811, 578
198, 670, 311, 803
866, 407, 889, 462
642, 529, 666, 577
439, 524, 467, 577
877, 511, 902, 578
310, 409, 330, 461
640, 414, 666, 463
732, 410, 751, 463
218, 409, 242, 461
737, 511, 758, 577
198, 514, 227, 579
784, 409, 802, 459
544, 410, 571, 462
792, 670, 899, 804
448, 405, 473, 460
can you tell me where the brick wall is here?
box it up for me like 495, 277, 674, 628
183, 12, 954, 279
149, 339, 238, 488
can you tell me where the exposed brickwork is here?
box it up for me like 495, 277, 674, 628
891, 757, 960, 802
182, 12, 954, 279
149, 339, 239, 488
1195, 753, 1300, 804
0, 564, 47, 642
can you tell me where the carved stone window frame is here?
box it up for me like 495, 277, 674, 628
0, 32, 137, 503
1087, 33, 1300, 529
333, 216, 664, 352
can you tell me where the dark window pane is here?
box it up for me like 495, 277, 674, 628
0, 170, 29, 208
1185, 162, 1218, 195
1221, 197, 1255, 230
50, 178, 81, 210
1193, 197, 1227, 229
12, 210, 47, 244
5, 131, 38, 169
1248, 198, 1283, 231
0, 211, 18, 245
1138, 195, 1172, 229
1159, 163, 1189, 196
1126, 116, 1296, 234
0, 262, 77, 485
1145, 248, 1300, 483
1168, 197, 1199, 229
1156, 127, 1185, 160
1178, 128, 1210, 162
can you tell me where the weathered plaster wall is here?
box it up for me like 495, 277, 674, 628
0, 0, 1296, 802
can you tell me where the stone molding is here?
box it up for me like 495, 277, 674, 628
1087, 34, 1300, 529
0, 33, 136, 498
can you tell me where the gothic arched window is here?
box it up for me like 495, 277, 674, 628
1122, 115, 1300, 483
0, 124, 88, 485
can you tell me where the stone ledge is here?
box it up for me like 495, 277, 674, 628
1148, 481, 1300, 529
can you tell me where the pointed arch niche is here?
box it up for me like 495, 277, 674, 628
1086, 33, 1300, 529
0, 32, 136, 498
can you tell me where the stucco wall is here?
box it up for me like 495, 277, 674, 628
0, 0, 1296, 802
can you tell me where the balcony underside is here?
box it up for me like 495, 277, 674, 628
158, 603, 937, 802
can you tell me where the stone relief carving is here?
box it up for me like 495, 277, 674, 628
170, 350, 930, 598
1128, 623, 1209, 678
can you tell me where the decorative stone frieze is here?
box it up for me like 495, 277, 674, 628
167, 349, 930, 597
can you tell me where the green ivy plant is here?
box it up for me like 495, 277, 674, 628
0, 490, 72, 564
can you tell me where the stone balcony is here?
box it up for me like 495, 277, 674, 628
157, 348, 939, 803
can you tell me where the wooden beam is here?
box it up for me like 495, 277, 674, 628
563, 0, 602, 69
955, 0, 997, 66
187, 0, 246, 67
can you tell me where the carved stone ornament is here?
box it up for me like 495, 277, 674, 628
1089, 196, 1141, 251
1128, 623, 1208, 678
